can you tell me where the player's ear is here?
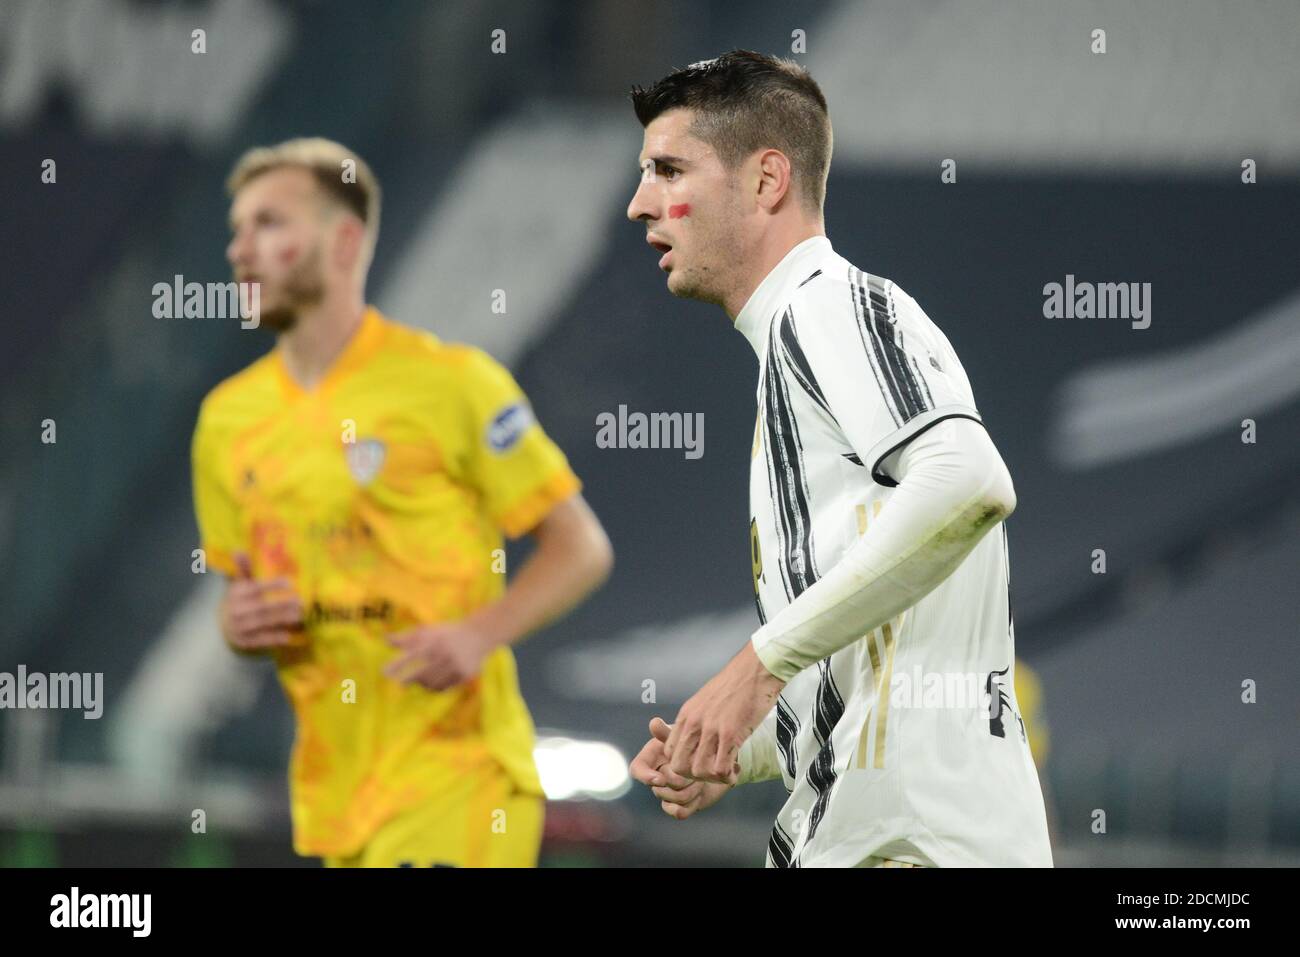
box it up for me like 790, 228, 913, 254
754, 148, 793, 212
332, 214, 365, 271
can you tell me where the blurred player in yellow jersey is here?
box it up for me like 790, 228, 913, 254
191, 138, 614, 867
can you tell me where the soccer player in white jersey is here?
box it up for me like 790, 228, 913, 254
625, 51, 1052, 867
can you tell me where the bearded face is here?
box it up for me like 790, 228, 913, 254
227, 167, 335, 334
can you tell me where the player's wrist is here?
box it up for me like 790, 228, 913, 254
748, 629, 797, 686
462, 606, 515, 655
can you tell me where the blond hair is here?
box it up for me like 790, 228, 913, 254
226, 137, 381, 266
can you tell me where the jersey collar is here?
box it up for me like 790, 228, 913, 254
733, 235, 832, 355
274, 305, 387, 399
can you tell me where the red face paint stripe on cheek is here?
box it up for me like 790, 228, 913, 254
668, 204, 691, 219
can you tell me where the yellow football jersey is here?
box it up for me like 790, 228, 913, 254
191, 305, 580, 858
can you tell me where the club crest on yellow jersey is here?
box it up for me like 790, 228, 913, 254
344, 438, 386, 485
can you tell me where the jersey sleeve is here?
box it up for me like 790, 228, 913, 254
786, 276, 983, 486
191, 399, 244, 577
736, 703, 783, 785
458, 347, 582, 539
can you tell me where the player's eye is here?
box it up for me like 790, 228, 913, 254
659, 164, 680, 181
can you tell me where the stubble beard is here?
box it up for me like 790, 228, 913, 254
665, 193, 745, 312
257, 243, 327, 333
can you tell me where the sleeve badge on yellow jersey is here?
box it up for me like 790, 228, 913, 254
487, 402, 533, 454
345, 437, 387, 485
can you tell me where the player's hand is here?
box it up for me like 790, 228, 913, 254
384, 622, 492, 691
219, 552, 304, 654
630, 717, 733, 820
655, 776, 733, 820
630, 717, 698, 789
664, 641, 785, 784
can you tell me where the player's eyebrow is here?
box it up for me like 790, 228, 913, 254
638, 154, 690, 172
228, 206, 276, 231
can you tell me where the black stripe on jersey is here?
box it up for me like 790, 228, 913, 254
768, 821, 794, 869
851, 268, 935, 425
797, 269, 823, 288
763, 322, 820, 598
892, 311, 936, 407
775, 695, 800, 784
874, 275, 938, 418
778, 307, 835, 421
866, 272, 930, 420
812, 659, 846, 744
802, 659, 846, 848
843, 452, 865, 467
909, 353, 936, 408
849, 266, 904, 427
759, 383, 795, 601
856, 269, 911, 421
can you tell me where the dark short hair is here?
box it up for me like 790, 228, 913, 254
630, 50, 832, 212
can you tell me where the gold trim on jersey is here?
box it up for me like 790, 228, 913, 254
853, 499, 903, 770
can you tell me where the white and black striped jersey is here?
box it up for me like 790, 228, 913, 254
738, 236, 1052, 867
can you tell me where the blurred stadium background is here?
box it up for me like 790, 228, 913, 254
2, 0, 1298, 867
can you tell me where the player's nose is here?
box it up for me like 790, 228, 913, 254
626, 178, 659, 224
226, 231, 252, 269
